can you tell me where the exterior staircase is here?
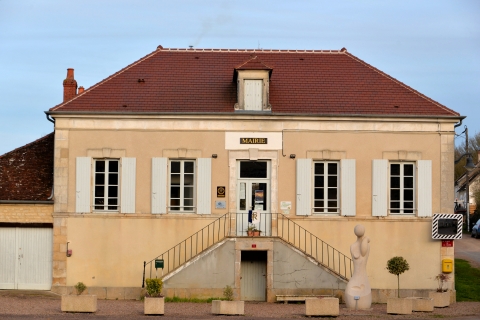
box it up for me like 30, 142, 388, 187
142, 213, 352, 287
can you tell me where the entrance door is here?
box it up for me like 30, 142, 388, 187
0, 227, 53, 290
240, 251, 267, 301
236, 161, 271, 236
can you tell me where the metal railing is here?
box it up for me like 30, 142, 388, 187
142, 211, 352, 286
234, 212, 352, 280
142, 213, 228, 287
274, 213, 353, 280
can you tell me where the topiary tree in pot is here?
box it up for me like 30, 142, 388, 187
144, 278, 164, 315
387, 256, 410, 298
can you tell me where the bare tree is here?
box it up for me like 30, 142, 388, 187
454, 131, 480, 181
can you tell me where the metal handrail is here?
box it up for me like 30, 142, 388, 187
142, 211, 353, 286
274, 213, 353, 280
234, 212, 352, 279
142, 213, 228, 287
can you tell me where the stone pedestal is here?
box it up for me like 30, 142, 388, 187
144, 297, 164, 315
406, 297, 434, 312
211, 300, 244, 315
305, 297, 339, 317
61, 295, 97, 313
429, 291, 450, 308
387, 298, 413, 315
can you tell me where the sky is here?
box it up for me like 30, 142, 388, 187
0, 0, 479, 155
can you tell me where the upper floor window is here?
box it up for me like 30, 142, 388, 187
390, 162, 415, 214
234, 58, 272, 111
169, 160, 195, 212
94, 159, 119, 211
244, 80, 263, 110
313, 161, 339, 214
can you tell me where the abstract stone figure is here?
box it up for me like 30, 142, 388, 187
345, 224, 372, 309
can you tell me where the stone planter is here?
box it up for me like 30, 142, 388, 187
387, 298, 413, 315
429, 291, 450, 308
247, 230, 261, 236
61, 295, 97, 313
305, 297, 339, 317
144, 297, 165, 315
406, 297, 434, 312
211, 300, 244, 315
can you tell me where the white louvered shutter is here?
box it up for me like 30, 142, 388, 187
76, 157, 91, 213
152, 158, 167, 214
296, 159, 312, 216
197, 158, 212, 214
121, 157, 136, 214
372, 159, 388, 217
417, 160, 432, 217
341, 159, 356, 216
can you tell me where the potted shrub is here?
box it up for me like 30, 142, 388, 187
386, 256, 412, 315
61, 281, 97, 313
246, 225, 261, 236
144, 278, 164, 315
212, 285, 244, 315
429, 273, 451, 307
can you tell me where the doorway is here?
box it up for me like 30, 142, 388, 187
0, 226, 53, 290
240, 250, 267, 301
236, 160, 271, 236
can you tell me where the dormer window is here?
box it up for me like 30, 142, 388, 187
234, 57, 272, 111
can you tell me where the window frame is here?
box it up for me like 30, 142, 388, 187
168, 159, 196, 213
93, 158, 120, 212
389, 161, 416, 215
313, 160, 340, 215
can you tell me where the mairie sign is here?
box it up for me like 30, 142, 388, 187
240, 138, 268, 144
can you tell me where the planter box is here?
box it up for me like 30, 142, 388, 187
61, 295, 97, 313
305, 297, 339, 317
406, 297, 434, 312
211, 300, 244, 315
144, 297, 165, 315
429, 291, 450, 308
387, 298, 413, 315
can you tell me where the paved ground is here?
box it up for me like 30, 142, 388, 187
455, 233, 480, 268
1, 290, 480, 319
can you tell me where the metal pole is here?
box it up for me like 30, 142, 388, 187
466, 127, 470, 232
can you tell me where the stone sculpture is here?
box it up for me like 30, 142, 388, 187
345, 224, 372, 309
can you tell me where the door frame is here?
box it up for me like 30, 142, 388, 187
236, 161, 272, 236
228, 150, 278, 236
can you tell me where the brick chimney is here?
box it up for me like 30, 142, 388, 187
78, 86, 85, 94
63, 68, 77, 102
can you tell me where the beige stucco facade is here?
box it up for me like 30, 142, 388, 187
49, 114, 457, 300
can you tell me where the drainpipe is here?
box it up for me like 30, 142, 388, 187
45, 113, 55, 124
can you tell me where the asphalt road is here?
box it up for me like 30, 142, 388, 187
455, 234, 480, 268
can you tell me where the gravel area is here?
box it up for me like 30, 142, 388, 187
1, 291, 480, 319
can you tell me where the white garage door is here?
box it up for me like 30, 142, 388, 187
0, 227, 53, 290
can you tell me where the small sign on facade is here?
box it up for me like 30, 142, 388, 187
240, 138, 268, 144
217, 186, 226, 198
442, 240, 454, 247
432, 214, 463, 240
215, 201, 226, 209
281, 201, 292, 215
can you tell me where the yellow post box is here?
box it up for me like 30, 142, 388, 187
442, 259, 453, 273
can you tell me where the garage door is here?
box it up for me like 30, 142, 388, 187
0, 227, 53, 290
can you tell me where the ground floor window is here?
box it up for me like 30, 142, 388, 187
170, 160, 195, 212
390, 162, 415, 214
94, 159, 119, 211
313, 161, 339, 214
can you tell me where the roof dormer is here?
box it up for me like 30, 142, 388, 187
234, 56, 272, 111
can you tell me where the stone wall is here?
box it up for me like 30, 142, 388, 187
0, 203, 53, 223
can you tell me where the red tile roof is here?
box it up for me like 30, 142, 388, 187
0, 133, 54, 201
49, 48, 459, 117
